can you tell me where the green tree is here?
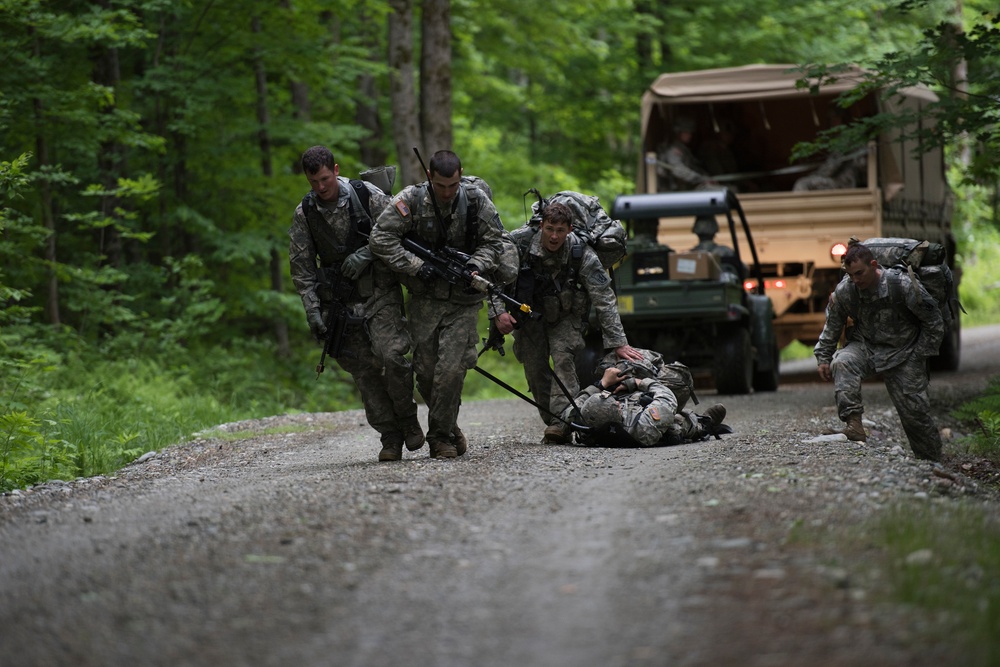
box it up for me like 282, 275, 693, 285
796, 1, 999, 185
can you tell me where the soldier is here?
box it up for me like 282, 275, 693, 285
288, 145, 422, 463
689, 215, 744, 281
493, 202, 643, 444
369, 150, 509, 459
814, 241, 945, 461
657, 116, 718, 191
566, 357, 728, 447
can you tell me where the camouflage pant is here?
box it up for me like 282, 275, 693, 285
408, 297, 481, 442
830, 343, 942, 460
367, 299, 417, 425
512, 315, 585, 427
325, 301, 416, 441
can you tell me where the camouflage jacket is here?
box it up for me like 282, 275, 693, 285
503, 227, 628, 349
814, 265, 945, 373
573, 377, 679, 447
369, 182, 507, 305
288, 177, 392, 314
658, 141, 710, 189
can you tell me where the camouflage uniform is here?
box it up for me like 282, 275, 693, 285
657, 141, 712, 191
502, 227, 629, 432
793, 149, 867, 191
565, 377, 707, 446
369, 182, 507, 451
814, 266, 945, 460
288, 177, 418, 446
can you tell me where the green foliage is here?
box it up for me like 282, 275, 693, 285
871, 502, 1000, 666
796, 1, 1000, 183
951, 376, 1000, 460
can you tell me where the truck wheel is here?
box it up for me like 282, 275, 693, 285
931, 317, 961, 372
753, 341, 781, 392
714, 328, 753, 395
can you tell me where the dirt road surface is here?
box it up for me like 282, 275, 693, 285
3, 326, 999, 667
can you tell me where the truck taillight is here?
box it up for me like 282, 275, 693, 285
831, 242, 848, 260
744, 278, 787, 291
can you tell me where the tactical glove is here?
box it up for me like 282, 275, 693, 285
340, 247, 373, 280
307, 309, 327, 342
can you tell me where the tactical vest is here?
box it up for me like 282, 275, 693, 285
301, 179, 372, 264
414, 183, 481, 252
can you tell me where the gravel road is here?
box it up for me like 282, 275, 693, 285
3, 326, 999, 667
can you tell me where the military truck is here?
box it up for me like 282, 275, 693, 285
603, 188, 780, 395
638, 64, 961, 370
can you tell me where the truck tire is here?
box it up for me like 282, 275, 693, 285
753, 340, 781, 392
714, 328, 753, 395
931, 317, 961, 372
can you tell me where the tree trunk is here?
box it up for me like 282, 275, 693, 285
355, 8, 387, 171
949, 0, 970, 169
33, 30, 60, 326
252, 15, 291, 359
419, 0, 452, 155
92, 43, 126, 271
387, 0, 422, 185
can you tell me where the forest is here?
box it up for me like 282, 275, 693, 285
1, 0, 998, 489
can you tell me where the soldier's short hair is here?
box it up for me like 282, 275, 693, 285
301, 146, 335, 175
429, 150, 462, 178
843, 243, 875, 267
541, 202, 573, 228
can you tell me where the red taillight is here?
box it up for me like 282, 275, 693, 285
743, 280, 756, 291
831, 242, 848, 260
773, 279, 786, 289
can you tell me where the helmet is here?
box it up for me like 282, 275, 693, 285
673, 116, 696, 133
580, 393, 623, 428
692, 215, 719, 237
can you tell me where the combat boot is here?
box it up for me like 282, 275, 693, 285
703, 403, 727, 428
428, 438, 458, 459
542, 423, 570, 444
378, 433, 404, 462
842, 414, 867, 442
404, 420, 425, 451
451, 427, 468, 457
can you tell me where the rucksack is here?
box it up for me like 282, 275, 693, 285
855, 236, 962, 327
527, 190, 627, 270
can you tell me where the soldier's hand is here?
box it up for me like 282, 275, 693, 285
617, 377, 640, 394
495, 312, 517, 335
307, 309, 327, 342
340, 248, 372, 280
600, 366, 626, 389
817, 363, 832, 382
615, 344, 644, 362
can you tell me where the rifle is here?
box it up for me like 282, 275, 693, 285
479, 319, 507, 358
315, 270, 363, 378
402, 233, 537, 320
